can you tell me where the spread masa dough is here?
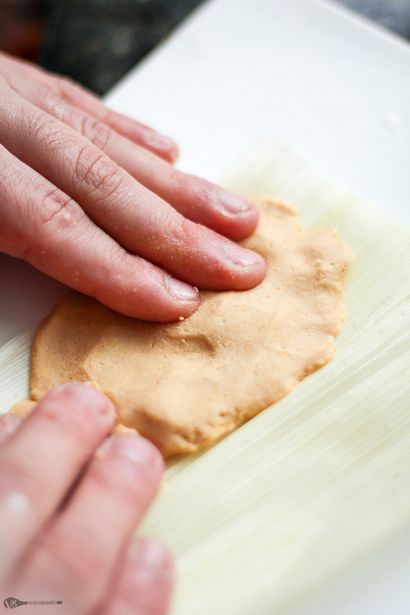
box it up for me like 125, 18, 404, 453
22, 199, 350, 456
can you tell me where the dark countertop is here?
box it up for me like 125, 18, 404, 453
36, 0, 410, 95
338, 0, 410, 40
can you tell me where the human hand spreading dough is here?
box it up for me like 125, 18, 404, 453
0, 383, 172, 615
0, 52, 266, 321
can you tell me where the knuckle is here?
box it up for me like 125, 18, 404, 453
22, 186, 84, 263
49, 101, 81, 132
0, 145, 18, 183
192, 177, 217, 208
74, 144, 123, 200
175, 216, 203, 248
54, 76, 81, 98
38, 186, 83, 230
38, 86, 69, 119
26, 113, 62, 150
33, 88, 111, 151
168, 168, 187, 198
79, 115, 112, 151
53, 76, 98, 110
0, 462, 35, 503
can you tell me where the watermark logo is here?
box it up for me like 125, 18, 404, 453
3, 597, 63, 609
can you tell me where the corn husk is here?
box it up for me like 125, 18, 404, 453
1, 139, 409, 615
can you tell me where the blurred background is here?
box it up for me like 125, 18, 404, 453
0, 0, 409, 96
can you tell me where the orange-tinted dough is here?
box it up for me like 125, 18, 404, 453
25, 199, 350, 456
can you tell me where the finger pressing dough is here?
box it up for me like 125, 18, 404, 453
10, 397, 137, 436
25, 199, 350, 457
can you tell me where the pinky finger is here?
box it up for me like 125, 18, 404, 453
100, 538, 174, 615
50, 77, 179, 163
0, 53, 178, 163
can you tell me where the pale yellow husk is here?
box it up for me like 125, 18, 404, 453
0, 139, 409, 615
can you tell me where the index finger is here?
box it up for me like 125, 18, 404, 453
0, 146, 200, 321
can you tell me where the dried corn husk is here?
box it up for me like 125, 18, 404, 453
0, 139, 409, 615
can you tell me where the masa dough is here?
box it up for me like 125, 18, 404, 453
22, 199, 350, 457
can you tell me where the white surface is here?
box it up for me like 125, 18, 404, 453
0, 0, 409, 612
287, 529, 410, 615
107, 0, 410, 222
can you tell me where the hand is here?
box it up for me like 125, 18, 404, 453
0, 52, 265, 321
0, 383, 172, 615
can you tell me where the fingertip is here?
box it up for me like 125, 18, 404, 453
48, 383, 115, 416
125, 537, 174, 605
33, 382, 117, 436
102, 538, 174, 615
213, 204, 260, 241
131, 537, 174, 576
213, 191, 259, 236
234, 253, 267, 289
169, 296, 201, 321
143, 294, 201, 322
177, 180, 259, 240
234, 202, 260, 238
169, 143, 179, 163
208, 243, 267, 291
139, 131, 179, 163
95, 280, 200, 323
138, 295, 200, 323
221, 239, 265, 268
165, 275, 200, 303
97, 433, 164, 475
159, 140, 179, 164
216, 191, 254, 215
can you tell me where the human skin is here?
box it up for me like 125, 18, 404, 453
0, 383, 172, 615
0, 52, 266, 322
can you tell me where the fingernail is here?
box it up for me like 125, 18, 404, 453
139, 538, 171, 568
126, 538, 173, 585
165, 276, 200, 302
144, 131, 176, 151
98, 434, 162, 468
222, 242, 264, 267
52, 383, 113, 415
218, 191, 253, 214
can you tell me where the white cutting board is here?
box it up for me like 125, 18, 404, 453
1, 0, 409, 613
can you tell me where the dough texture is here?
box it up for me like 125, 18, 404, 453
26, 199, 350, 456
